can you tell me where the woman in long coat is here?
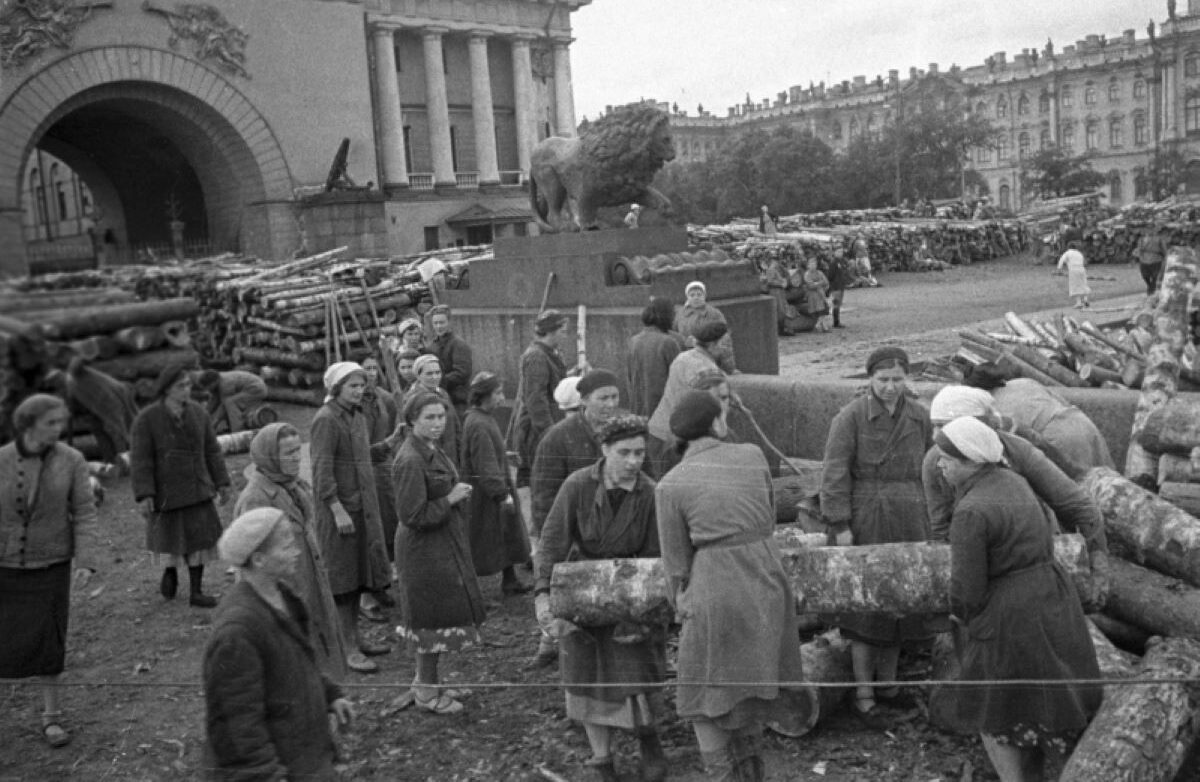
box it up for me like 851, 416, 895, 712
937, 417, 1101, 780
402, 354, 461, 467
310, 361, 392, 674
461, 372, 531, 594
819, 346, 933, 726
131, 361, 231, 607
233, 423, 348, 680
359, 353, 403, 620
393, 391, 485, 715
535, 414, 668, 782
656, 391, 804, 782
673, 281, 736, 373
0, 394, 98, 748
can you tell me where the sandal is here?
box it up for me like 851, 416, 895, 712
41, 713, 70, 748
414, 691, 463, 715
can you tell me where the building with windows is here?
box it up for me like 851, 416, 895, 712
666, 5, 1200, 212
0, 0, 591, 275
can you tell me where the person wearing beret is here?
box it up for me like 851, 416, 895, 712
310, 362, 393, 674
513, 309, 570, 487
528, 368, 621, 668
402, 354, 461, 467
819, 346, 933, 727
535, 415, 667, 782
204, 508, 355, 780
131, 360, 232, 608
0, 394, 99, 748
673, 281, 736, 374
935, 418, 1101, 782
461, 371, 531, 595
392, 391, 486, 715
655, 392, 804, 781
428, 305, 473, 419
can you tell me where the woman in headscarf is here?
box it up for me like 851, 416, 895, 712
397, 318, 426, 355
392, 391, 485, 715
0, 394, 98, 748
403, 354, 461, 467
937, 417, 1102, 781
673, 281, 736, 373
819, 346, 933, 727
461, 371, 531, 595
233, 423, 349, 679
536, 414, 668, 782
310, 361, 393, 674
655, 392, 804, 782
131, 361, 231, 607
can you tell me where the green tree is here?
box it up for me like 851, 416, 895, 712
880, 101, 998, 202
1019, 145, 1106, 199
1146, 145, 1188, 200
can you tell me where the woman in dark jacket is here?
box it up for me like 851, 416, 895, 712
535, 414, 668, 782
131, 361, 231, 607
402, 355, 461, 467
359, 353, 403, 621
819, 346, 933, 726
392, 391, 485, 715
937, 417, 1101, 781
0, 394, 98, 748
461, 372, 531, 594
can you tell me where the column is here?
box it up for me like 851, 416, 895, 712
468, 32, 500, 185
422, 27, 455, 186
552, 38, 576, 136
371, 26, 408, 189
510, 34, 536, 177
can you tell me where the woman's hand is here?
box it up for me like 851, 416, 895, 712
330, 502, 355, 536
330, 698, 355, 729
448, 482, 473, 505
139, 498, 155, 518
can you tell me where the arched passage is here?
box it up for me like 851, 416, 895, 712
0, 46, 295, 275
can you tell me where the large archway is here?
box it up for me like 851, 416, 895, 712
0, 46, 295, 275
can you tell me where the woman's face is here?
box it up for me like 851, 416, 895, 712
686, 288, 706, 307
336, 374, 366, 406
870, 363, 908, 406
361, 358, 380, 386
165, 374, 193, 406
25, 406, 68, 448
937, 453, 975, 487
402, 328, 423, 349
411, 402, 446, 441
397, 356, 417, 383
602, 435, 646, 483
417, 362, 442, 390
277, 434, 303, 478
488, 387, 506, 407
806, 258, 818, 271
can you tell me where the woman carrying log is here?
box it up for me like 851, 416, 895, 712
937, 417, 1102, 781
819, 346, 933, 728
233, 423, 349, 679
402, 355, 461, 467
964, 364, 1114, 477
392, 391, 485, 715
535, 414, 667, 782
131, 361, 232, 608
656, 391, 804, 782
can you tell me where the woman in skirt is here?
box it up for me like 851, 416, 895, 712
131, 361, 232, 607
0, 394, 99, 747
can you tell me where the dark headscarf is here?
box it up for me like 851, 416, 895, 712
669, 390, 722, 442
865, 346, 909, 376
249, 423, 300, 486
468, 371, 501, 407
153, 358, 196, 399
576, 369, 620, 398
962, 362, 1010, 391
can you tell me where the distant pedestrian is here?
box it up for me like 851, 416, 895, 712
801, 257, 831, 331
428, 305, 473, 418
825, 249, 850, 329
626, 298, 685, 417
1136, 222, 1168, 295
758, 205, 778, 235
359, 353, 404, 621
674, 281, 736, 373
624, 204, 642, 229
205, 508, 355, 780
1056, 241, 1091, 309
513, 310, 570, 487
394, 347, 421, 396
195, 369, 269, 434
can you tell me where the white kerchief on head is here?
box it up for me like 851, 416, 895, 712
929, 385, 995, 424
323, 361, 364, 403
942, 416, 1003, 464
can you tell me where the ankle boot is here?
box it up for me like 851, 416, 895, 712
584, 755, 620, 782
729, 734, 764, 782
188, 566, 217, 607
637, 728, 668, 782
832, 307, 843, 328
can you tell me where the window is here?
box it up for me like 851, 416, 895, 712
449, 126, 458, 170
998, 136, 1009, 160
1039, 93, 1051, 113
1188, 96, 1200, 133
977, 145, 992, 163
55, 183, 68, 220
831, 121, 842, 140
1040, 128, 1052, 149
1061, 123, 1075, 150
402, 125, 413, 172
1086, 121, 1099, 150
1109, 171, 1123, 202
1110, 118, 1124, 147
1109, 80, 1120, 101
976, 101, 988, 115
1134, 79, 1146, 99
849, 117, 859, 138
1134, 112, 1148, 145
997, 97, 1008, 118
1188, 52, 1200, 77
1018, 94, 1030, 116
1018, 132, 1031, 158
999, 184, 1011, 210
1135, 168, 1148, 197
1085, 86, 1097, 106
866, 114, 877, 137
1061, 86, 1073, 107
423, 226, 440, 251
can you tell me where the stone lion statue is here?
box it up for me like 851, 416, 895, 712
529, 105, 676, 233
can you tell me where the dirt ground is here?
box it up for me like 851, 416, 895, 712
0, 253, 1171, 782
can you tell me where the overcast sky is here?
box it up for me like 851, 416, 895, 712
570, 0, 1165, 120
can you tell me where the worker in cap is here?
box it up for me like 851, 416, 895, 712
514, 309, 571, 487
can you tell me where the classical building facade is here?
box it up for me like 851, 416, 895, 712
666, 4, 1200, 212
0, 0, 590, 275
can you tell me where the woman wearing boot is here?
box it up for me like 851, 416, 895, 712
536, 414, 668, 782
131, 361, 232, 607
656, 392, 805, 781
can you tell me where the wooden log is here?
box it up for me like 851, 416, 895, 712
1078, 362, 1124, 387
35, 297, 201, 339
217, 430, 258, 455
0, 313, 45, 342
1062, 333, 1121, 372
228, 246, 347, 286
549, 558, 672, 627
161, 320, 190, 348
265, 385, 322, 407
1121, 355, 1144, 389
1159, 454, 1199, 485
956, 346, 999, 366
1159, 482, 1200, 518
113, 325, 166, 353
996, 351, 1063, 387
1086, 616, 1137, 678
244, 317, 314, 338
1081, 321, 1144, 361
278, 292, 414, 327
232, 347, 326, 372
1126, 250, 1196, 481
0, 287, 136, 312
1088, 612, 1151, 654
1082, 467, 1200, 587
1105, 555, 1200, 640
987, 332, 1038, 346
1059, 637, 1200, 782
91, 348, 199, 381
769, 631, 852, 739
1004, 311, 1042, 343
288, 323, 403, 355
1137, 396, 1200, 455
1010, 343, 1088, 387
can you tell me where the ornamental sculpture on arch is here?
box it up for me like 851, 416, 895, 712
142, 0, 249, 79
0, 0, 112, 70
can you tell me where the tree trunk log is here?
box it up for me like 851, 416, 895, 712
233, 347, 326, 372
264, 385, 323, 407
996, 352, 1063, 387
1159, 482, 1200, 518
90, 348, 199, 381
1085, 616, 1137, 678
1158, 454, 1198, 484
1004, 311, 1042, 343
1081, 466, 1200, 587
278, 292, 414, 327
0, 287, 137, 312
1121, 356, 1145, 389
1088, 612, 1150, 654
113, 325, 166, 353
1059, 636, 1200, 782
1062, 333, 1122, 372
33, 298, 201, 340
1009, 343, 1088, 387
1126, 250, 1196, 481
549, 558, 672, 626
1078, 362, 1124, 387
1137, 396, 1200, 455
217, 430, 258, 455
1105, 555, 1200, 640
778, 631, 853, 738
1081, 321, 1144, 361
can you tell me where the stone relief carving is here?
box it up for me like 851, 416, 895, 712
530, 42, 552, 80
0, 0, 112, 70
142, 0, 249, 79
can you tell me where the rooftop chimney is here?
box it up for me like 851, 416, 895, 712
929, 62, 939, 74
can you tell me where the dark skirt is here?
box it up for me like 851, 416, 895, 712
561, 626, 667, 703
0, 562, 71, 678
145, 499, 223, 556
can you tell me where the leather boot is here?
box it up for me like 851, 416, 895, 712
700, 748, 736, 782
637, 728, 668, 782
832, 307, 843, 328
584, 756, 620, 782
729, 733, 764, 782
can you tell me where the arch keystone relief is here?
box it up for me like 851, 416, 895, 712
142, 1, 248, 79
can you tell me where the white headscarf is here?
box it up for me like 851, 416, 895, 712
929, 385, 996, 424
323, 361, 364, 403
940, 416, 1004, 464
554, 376, 582, 412
685, 280, 706, 296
